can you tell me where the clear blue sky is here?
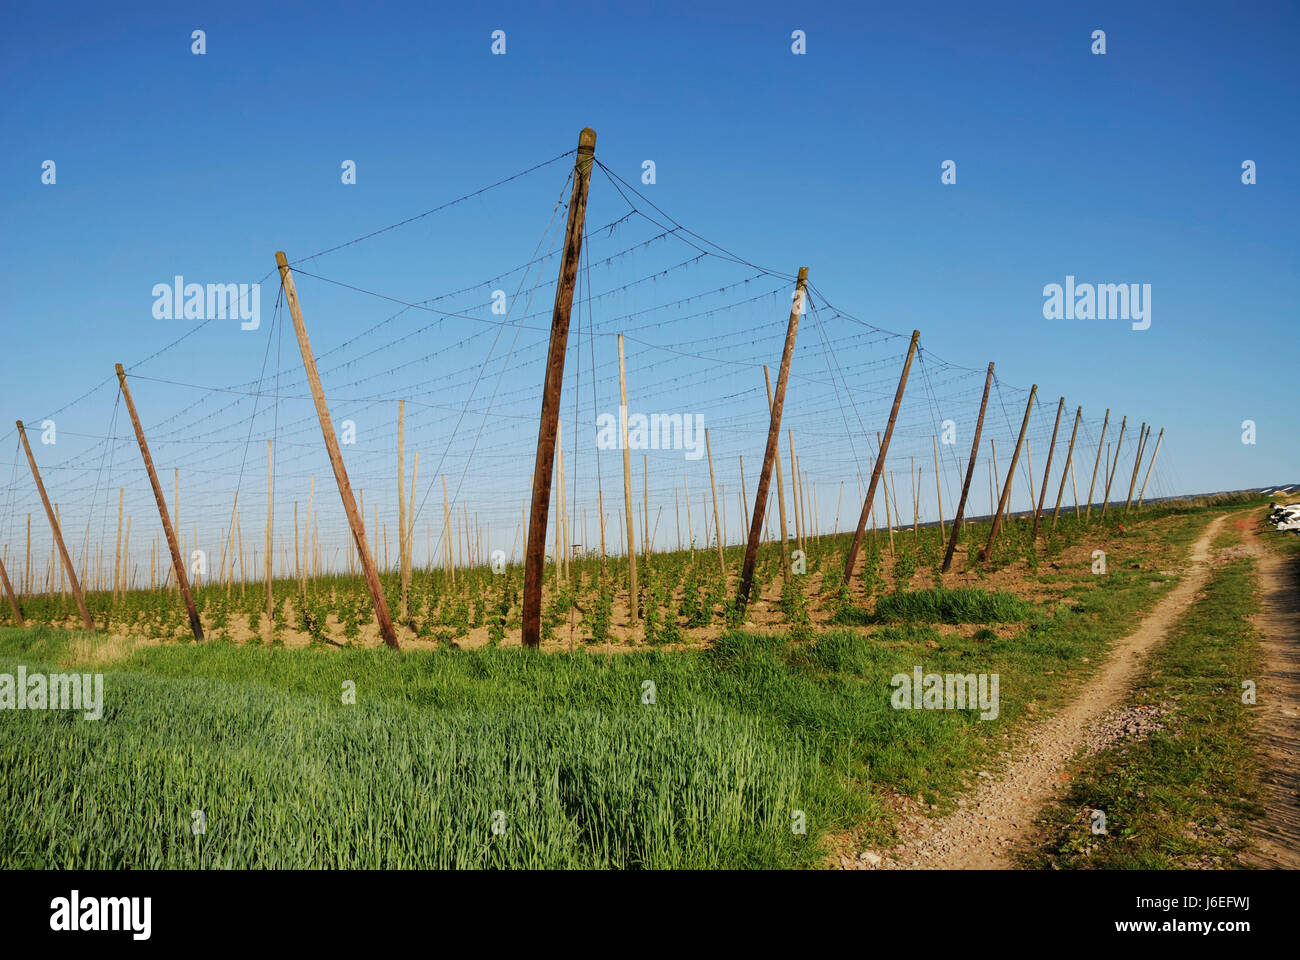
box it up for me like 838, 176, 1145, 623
0, 0, 1295, 578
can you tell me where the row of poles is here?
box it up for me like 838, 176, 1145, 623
0, 127, 1166, 652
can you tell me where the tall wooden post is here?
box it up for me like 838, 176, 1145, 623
1031, 397, 1065, 538
16, 421, 93, 629
276, 251, 398, 648
843, 331, 920, 580
1136, 428, 1164, 507
978, 385, 1037, 562
117, 366, 203, 639
522, 127, 596, 648
618, 334, 638, 620
1101, 416, 1127, 519
941, 362, 993, 573
737, 271, 806, 604
1086, 409, 1109, 520
1051, 406, 1083, 531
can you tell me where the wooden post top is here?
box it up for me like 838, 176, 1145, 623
578, 127, 596, 153
796, 266, 808, 281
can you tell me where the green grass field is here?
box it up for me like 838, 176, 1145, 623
0, 498, 1271, 869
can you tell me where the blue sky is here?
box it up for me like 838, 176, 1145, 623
0, 0, 1295, 575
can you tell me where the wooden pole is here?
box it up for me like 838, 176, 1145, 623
1051, 406, 1082, 531
0, 554, 24, 625
1124, 423, 1148, 514
618, 334, 638, 620
397, 400, 408, 619
522, 128, 596, 648
1137, 428, 1164, 507
684, 474, 694, 556
705, 428, 725, 576
265, 439, 274, 623
788, 431, 803, 553
1085, 409, 1109, 520
1101, 416, 1127, 519
932, 435, 945, 539
276, 251, 397, 648
844, 331, 919, 580
1031, 396, 1065, 538
113, 488, 123, 600
16, 421, 92, 629
978, 386, 1037, 562
764, 366, 791, 577
942, 362, 994, 573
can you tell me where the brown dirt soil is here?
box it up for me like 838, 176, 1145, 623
843, 514, 1227, 869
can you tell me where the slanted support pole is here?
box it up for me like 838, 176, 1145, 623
116, 365, 204, 641
979, 385, 1037, 562
941, 362, 994, 573
1124, 423, 1149, 515
276, 251, 398, 649
1086, 409, 1109, 521
1136, 428, 1164, 507
522, 127, 596, 648
844, 331, 920, 580
16, 421, 93, 630
1101, 416, 1127, 519
1051, 407, 1083, 531
738, 268, 806, 605
1031, 397, 1065, 539
0, 555, 23, 625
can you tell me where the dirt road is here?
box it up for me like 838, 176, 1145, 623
858, 514, 1227, 869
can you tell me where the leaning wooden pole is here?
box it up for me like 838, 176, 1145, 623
941, 362, 994, 573
16, 421, 93, 630
1101, 416, 1127, 519
1051, 406, 1083, 531
1123, 423, 1149, 515
521, 128, 596, 648
737, 269, 806, 604
276, 251, 398, 649
843, 331, 920, 580
1136, 428, 1164, 507
1031, 396, 1065, 539
0, 555, 23, 625
978, 385, 1037, 562
764, 366, 791, 575
1085, 409, 1110, 521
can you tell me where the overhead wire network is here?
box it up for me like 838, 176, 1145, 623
0, 142, 1174, 598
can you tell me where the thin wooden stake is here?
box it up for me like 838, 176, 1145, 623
1137, 428, 1164, 507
